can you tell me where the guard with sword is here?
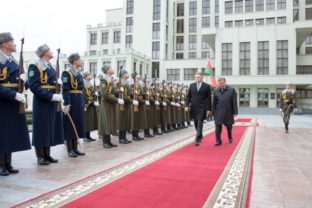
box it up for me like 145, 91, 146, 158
62, 53, 86, 157
0, 32, 31, 176
28, 44, 64, 165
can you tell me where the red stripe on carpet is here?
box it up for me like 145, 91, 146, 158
63, 126, 248, 208
235, 118, 252, 123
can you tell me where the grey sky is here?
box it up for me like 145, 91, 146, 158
1, 0, 122, 54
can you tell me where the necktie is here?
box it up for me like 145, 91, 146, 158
197, 83, 200, 91
8, 57, 12, 62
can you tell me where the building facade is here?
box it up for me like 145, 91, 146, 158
84, 0, 312, 109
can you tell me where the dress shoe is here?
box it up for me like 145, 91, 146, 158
103, 143, 112, 149
228, 138, 233, 144
214, 142, 222, 146
46, 156, 58, 163
194, 141, 200, 146
0, 166, 9, 176
144, 134, 154, 138
199, 136, 203, 142
133, 137, 143, 141
68, 150, 78, 157
37, 157, 50, 165
6, 165, 19, 174
119, 139, 129, 144
285, 130, 288, 133
74, 149, 86, 156
83, 138, 93, 142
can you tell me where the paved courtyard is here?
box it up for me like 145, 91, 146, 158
0, 115, 311, 208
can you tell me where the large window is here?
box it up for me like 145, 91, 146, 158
245, 0, 254, 12
189, 18, 197, 32
277, 0, 286, 10
126, 35, 133, 48
225, 21, 233, 28
256, 19, 265, 25
258, 88, 269, 107
294, 0, 299, 7
258, 41, 269, 75
127, 0, 133, 14
293, 9, 299, 22
306, 35, 312, 44
256, 0, 264, 11
167, 69, 180, 81
189, 52, 197, 59
306, 8, 312, 20
202, 16, 210, 28
222, 43, 232, 76
90, 33, 97, 45
307, 0, 312, 5
266, 0, 275, 10
189, 1, 197, 15
152, 42, 160, 59
117, 60, 126, 71
176, 36, 184, 50
152, 62, 159, 78
202, 37, 209, 49
297, 66, 312, 74
177, 19, 184, 33
153, 0, 161, 20
239, 88, 250, 107
235, 0, 243, 13
225, 1, 233, 14
277, 40, 288, 75
266, 18, 275, 25
177, 3, 184, 16
245, 19, 254, 26
277, 17, 286, 24
89, 62, 97, 75
189, 35, 197, 50
126, 17, 133, 33
184, 68, 197, 80
176, 53, 184, 59
202, 0, 210, 14
215, 16, 219, 27
240, 42, 250, 75
153, 23, 160, 39
202, 51, 210, 58
101, 32, 109, 44
113, 31, 121, 43
235, 20, 244, 27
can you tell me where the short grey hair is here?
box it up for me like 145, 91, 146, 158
217, 77, 226, 82
36, 44, 50, 57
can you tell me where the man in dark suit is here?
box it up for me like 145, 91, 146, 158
213, 77, 238, 146
185, 72, 211, 146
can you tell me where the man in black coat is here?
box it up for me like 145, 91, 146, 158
212, 77, 238, 146
185, 72, 211, 146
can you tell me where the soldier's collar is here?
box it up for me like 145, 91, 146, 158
0, 50, 12, 65
36, 59, 50, 71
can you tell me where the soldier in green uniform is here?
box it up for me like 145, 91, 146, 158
179, 85, 188, 128
83, 72, 99, 142
143, 77, 155, 138
279, 81, 297, 133
184, 85, 192, 126
153, 79, 162, 135
116, 69, 133, 144
160, 80, 169, 133
98, 65, 121, 148
130, 73, 146, 141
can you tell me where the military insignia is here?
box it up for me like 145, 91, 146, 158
29, 70, 35, 77
63, 77, 68, 83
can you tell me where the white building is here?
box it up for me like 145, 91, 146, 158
80, 0, 312, 109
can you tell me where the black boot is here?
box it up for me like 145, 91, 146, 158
84, 132, 96, 142
123, 131, 132, 143
153, 127, 161, 135
285, 124, 289, 133
144, 129, 154, 138
73, 139, 85, 156
66, 139, 78, 157
0, 154, 9, 176
5, 153, 19, 174
43, 147, 58, 163
103, 135, 112, 148
119, 131, 130, 144
35, 147, 50, 165
108, 135, 118, 147
161, 125, 168, 133
133, 130, 143, 141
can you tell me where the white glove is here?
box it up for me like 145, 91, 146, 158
62, 105, 70, 114
185, 107, 189, 112
95, 92, 99, 96
162, 102, 167, 106
181, 101, 185, 105
15, 92, 26, 103
176, 103, 181, 107
145, 100, 150, 106
94, 101, 100, 106
51, 94, 63, 102
19, 73, 27, 82
170, 102, 175, 106
279, 109, 282, 112
118, 98, 124, 105
132, 100, 139, 106
57, 78, 63, 85
155, 101, 160, 105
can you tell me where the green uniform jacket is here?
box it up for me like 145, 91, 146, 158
131, 83, 147, 130
84, 84, 98, 132
116, 82, 132, 131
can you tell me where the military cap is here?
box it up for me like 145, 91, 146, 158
102, 64, 111, 74
82, 71, 91, 78
36, 44, 50, 57
0, 32, 14, 45
68, 53, 80, 64
120, 69, 128, 77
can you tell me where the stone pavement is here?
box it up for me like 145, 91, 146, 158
1, 115, 311, 208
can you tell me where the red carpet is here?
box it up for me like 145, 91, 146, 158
63, 125, 248, 208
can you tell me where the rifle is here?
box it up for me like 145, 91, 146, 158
144, 74, 150, 110
118, 66, 124, 111
55, 48, 62, 112
18, 38, 25, 114
155, 79, 160, 110
132, 70, 139, 112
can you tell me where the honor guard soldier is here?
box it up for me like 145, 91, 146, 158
62, 53, 86, 157
83, 71, 99, 142
160, 80, 169, 133
28, 44, 64, 165
98, 65, 120, 148
0, 32, 31, 176
143, 77, 155, 138
153, 79, 162, 135
279, 81, 297, 133
116, 69, 133, 144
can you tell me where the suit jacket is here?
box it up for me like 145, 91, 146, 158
185, 82, 211, 120
213, 86, 238, 125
